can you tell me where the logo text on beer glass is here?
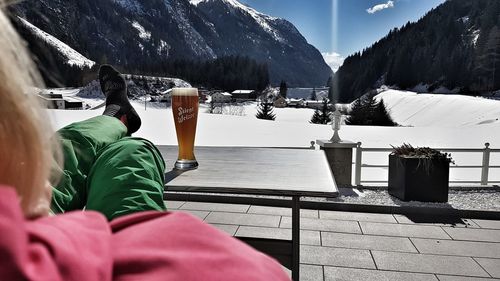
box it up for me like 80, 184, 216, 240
178, 107, 195, 124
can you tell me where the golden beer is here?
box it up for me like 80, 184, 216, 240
172, 88, 199, 170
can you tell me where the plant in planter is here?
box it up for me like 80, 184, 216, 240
388, 144, 453, 203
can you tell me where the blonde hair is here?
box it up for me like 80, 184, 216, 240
0, 2, 60, 217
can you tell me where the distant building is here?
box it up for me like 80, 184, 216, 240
38, 92, 83, 110
287, 87, 329, 100
159, 89, 172, 103
305, 100, 324, 110
38, 96, 64, 109
287, 98, 305, 108
39, 91, 63, 99
211, 92, 232, 103
198, 92, 208, 103
305, 100, 334, 110
198, 89, 209, 103
63, 97, 84, 110
231, 90, 256, 101
274, 96, 287, 108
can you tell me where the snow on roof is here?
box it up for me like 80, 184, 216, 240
287, 98, 304, 102
17, 17, 95, 68
160, 89, 173, 95
232, 90, 254, 94
213, 92, 232, 96
64, 97, 83, 103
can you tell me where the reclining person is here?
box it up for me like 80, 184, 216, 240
0, 3, 290, 281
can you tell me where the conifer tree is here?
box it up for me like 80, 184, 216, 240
310, 98, 332, 124
279, 80, 288, 98
372, 99, 396, 126
346, 95, 396, 126
345, 97, 367, 125
319, 98, 332, 124
310, 88, 317, 100
256, 98, 276, 121
310, 109, 321, 124
326, 75, 336, 103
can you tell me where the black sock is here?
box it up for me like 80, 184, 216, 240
99, 65, 141, 135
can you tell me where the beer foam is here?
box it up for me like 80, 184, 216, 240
172, 88, 198, 96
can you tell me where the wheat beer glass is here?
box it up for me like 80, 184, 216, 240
172, 88, 199, 170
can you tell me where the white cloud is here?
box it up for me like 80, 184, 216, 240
366, 1, 394, 14
322, 52, 345, 72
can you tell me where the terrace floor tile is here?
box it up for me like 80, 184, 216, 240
442, 227, 500, 242
300, 245, 375, 269
393, 214, 479, 228
437, 275, 500, 281
324, 266, 438, 281
320, 210, 398, 223
164, 200, 185, 209
283, 264, 324, 281
172, 210, 210, 220
247, 206, 319, 218
236, 226, 320, 245
472, 219, 500, 230
322, 232, 418, 253
210, 223, 239, 235
360, 222, 451, 239
180, 201, 250, 213
411, 238, 500, 258
474, 258, 500, 278
205, 211, 281, 227
280, 217, 361, 234
372, 251, 489, 277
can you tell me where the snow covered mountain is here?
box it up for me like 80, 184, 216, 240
331, 0, 500, 102
11, 0, 331, 87
17, 17, 95, 68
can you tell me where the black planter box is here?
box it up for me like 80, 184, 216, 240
388, 155, 449, 202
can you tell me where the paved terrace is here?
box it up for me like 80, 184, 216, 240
166, 200, 500, 281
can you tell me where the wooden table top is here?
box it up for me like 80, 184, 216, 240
158, 146, 339, 197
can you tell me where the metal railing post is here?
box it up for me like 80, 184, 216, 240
355, 142, 362, 186
481, 142, 491, 185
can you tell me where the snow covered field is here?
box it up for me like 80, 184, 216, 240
48, 88, 500, 187
376, 90, 500, 127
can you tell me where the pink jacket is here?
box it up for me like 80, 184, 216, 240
0, 186, 290, 281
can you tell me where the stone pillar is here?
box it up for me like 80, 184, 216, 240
316, 140, 357, 187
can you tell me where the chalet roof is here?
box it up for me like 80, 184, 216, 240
213, 92, 232, 96
232, 90, 254, 94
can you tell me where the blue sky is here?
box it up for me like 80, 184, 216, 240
241, 0, 445, 71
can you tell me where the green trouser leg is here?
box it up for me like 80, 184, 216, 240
86, 137, 166, 220
51, 116, 128, 213
51, 115, 166, 220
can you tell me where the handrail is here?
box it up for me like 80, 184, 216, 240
354, 142, 498, 186
361, 147, 500, 153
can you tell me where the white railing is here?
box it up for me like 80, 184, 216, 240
354, 142, 500, 186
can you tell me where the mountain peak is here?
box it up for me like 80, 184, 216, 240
191, 0, 276, 19
192, 0, 283, 43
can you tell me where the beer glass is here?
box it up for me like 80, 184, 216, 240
172, 88, 199, 170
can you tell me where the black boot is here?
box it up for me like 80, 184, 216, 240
99, 65, 141, 135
